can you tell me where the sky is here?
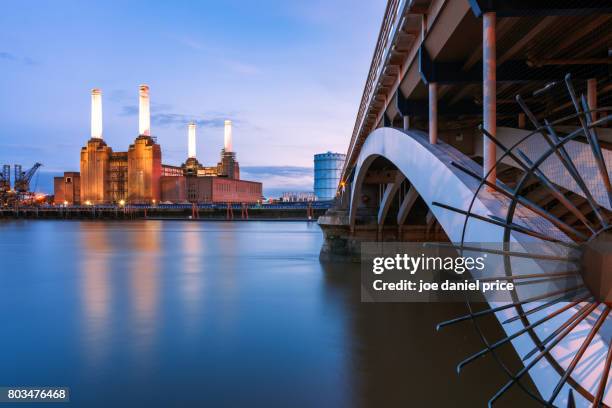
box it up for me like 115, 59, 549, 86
0, 0, 385, 196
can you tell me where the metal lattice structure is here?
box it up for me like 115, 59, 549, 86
435, 74, 612, 407
14, 162, 42, 193
0, 165, 9, 192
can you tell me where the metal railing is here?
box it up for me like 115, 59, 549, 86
23, 201, 335, 211
341, 0, 409, 183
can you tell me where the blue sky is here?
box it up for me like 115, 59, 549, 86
0, 0, 385, 195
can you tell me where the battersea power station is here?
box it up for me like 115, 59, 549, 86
54, 85, 262, 205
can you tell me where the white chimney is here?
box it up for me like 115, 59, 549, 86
188, 121, 196, 158
91, 88, 103, 139
139, 84, 151, 136
224, 120, 233, 152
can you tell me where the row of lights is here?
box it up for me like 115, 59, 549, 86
65, 199, 157, 207
58, 199, 269, 207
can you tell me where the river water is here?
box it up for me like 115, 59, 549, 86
0, 220, 531, 407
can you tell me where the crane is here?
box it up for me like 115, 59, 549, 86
0, 165, 10, 206
0, 165, 9, 192
14, 163, 42, 193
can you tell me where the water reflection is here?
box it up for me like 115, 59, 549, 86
180, 222, 204, 322
79, 223, 112, 366
319, 261, 536, 407
0, 220, 534, 407
129, 222, 161, 359
207, 223, 240, 329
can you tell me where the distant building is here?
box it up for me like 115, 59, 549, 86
314, 152, 345, 201
53, 172, 80, 205
55, 86, 262, 205
280, 192, 316, 202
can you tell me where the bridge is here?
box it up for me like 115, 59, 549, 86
319, 1, 612, 406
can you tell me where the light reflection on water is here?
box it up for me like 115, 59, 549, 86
79, 224, 111, 367
180, 223, 204, 324
0, 220, 530, 407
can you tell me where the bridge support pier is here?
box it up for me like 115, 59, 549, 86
403, 115, 410, 130
428, 83, 438, 144
587, 78, 597, 121
378, 174, 405, 226
483, 11, 497, 187
396, 186, 418, 227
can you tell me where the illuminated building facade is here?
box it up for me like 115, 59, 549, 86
162, 120, 260, 203
127, 135, 161, 203
53, 172, 80, 205
55, 85, 262, 205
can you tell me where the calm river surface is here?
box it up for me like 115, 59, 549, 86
0, 220, 530, 407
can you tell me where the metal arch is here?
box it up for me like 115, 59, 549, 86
348, 125, 551, 401
348, 96, 612, 405
435, 75, 612, 407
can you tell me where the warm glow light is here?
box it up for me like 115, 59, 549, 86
119, 200, 125, 207
188, 122, 196, 158
224, 120, 233, 152
91, 88, 103, 139
63, 200, 68, 206
139, 85, 151, 136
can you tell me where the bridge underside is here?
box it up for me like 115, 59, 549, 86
319, 122, 612, 405
319, 125, 607, 260
328, 1, 612, 405
342, 0, 610, 195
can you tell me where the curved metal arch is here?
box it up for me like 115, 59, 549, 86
350, 127, 524, 243
347, 126, 587, 405
348, 154, 379, 230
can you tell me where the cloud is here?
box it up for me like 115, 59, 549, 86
120, 104, 242, 129
241, 166, 313, 197
241, 166, 312, 178
121, 105, 138, 116
0, 51, 38, 65
0, 51, 16, 61
154, 114, 232, 128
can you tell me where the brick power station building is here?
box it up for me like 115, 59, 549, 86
54, 86, 262, 205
